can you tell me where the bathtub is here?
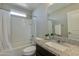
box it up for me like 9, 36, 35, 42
0, 43, 32, 56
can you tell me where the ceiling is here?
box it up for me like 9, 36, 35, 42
48, 3, 72, 15
26, 3, 42, 10
2, 3, 72, 14
15, 3, 43, 11
3, 3, 53, 12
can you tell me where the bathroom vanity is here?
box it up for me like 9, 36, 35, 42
35, 37, 79, 56
36, 44, 56, 56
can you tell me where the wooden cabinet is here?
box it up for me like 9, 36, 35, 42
36, 44, 56, 56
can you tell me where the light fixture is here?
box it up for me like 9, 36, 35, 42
10, 11, 27, 17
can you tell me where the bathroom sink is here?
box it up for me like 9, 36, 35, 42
36, 37, 44, 41
45, 42, 68, 52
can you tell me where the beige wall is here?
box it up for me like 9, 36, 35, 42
32, 4, 49, 38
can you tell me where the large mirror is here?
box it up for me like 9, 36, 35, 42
47, 3, 79, 44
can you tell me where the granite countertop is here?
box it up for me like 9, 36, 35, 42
35, 37, 79, 56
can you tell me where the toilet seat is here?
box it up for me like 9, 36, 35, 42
23, 46, 36, 52
23, 46, 36, 56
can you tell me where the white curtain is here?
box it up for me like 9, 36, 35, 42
0, 9, 12, 52
0, 9, 32, 52
11, 15, 32, 48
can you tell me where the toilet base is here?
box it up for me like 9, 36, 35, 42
22, 54, 36, 56
22, 51, 36, 56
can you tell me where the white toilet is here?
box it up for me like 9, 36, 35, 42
23, 46, 36, 56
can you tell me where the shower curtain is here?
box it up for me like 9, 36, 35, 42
0, 9, 32, 55
0, 9, 12, 52
10, 15, 32, 48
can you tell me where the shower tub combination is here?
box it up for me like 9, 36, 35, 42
0, 43, 34, 56
0, 9, 36, 56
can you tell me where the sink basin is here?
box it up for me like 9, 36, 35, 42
36, 37, 44, 41
45, 42, 68, 52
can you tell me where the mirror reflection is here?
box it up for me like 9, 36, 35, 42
47, 3, 79, 44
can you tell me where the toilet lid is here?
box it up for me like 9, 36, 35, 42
23, 46, 36, 52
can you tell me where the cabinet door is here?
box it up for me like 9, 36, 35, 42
67, 10, 79, 41
36, 44, 56, 56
